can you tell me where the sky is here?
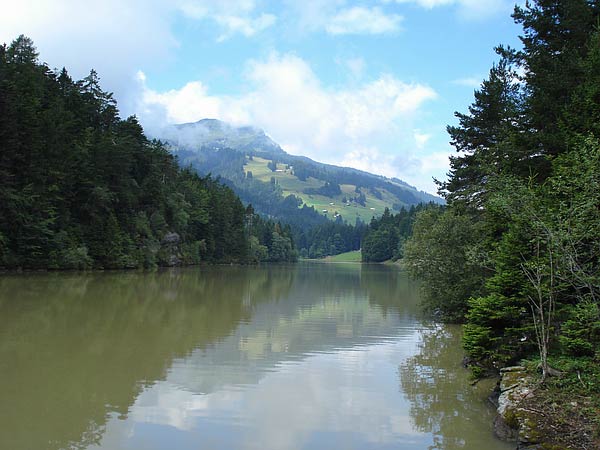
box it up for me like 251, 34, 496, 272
1, 0, 523, 194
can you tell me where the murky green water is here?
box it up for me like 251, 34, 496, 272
0, 263, 511, 450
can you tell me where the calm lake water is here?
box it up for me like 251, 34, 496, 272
0, 263, 511, 450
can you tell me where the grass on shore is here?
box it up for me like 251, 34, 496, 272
317, 250, 362, 262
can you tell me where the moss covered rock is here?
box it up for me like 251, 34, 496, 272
495, 366, 543, 448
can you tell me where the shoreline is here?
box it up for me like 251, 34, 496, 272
0, 259, 295, 274
495, 365, 599, 449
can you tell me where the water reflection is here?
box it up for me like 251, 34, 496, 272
399, 325, 512, 449
0, 266, 291, 450
0, 264, 507, 450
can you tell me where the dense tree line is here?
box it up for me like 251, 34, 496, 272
403, 0, 600, 383
290, 202, 437, 261
0, 36, 295, 269
303, 181, 342, 198
295, 220, 367, 258
244, 205, 297, 263
361, 204, 437, 263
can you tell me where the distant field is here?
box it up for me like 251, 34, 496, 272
244, 157, 398, 223
322, 250, 362, 262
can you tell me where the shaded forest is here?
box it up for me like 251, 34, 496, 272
0, 36, 296, 269
401, 1, 600, 438
361, 204, 439, 263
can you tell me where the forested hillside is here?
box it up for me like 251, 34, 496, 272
161, 119, 442, 226
0, 36, 296, 269
159, 119, 442, 258
403, 2, 599, 443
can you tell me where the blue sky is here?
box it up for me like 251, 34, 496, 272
2, 0, 523, 193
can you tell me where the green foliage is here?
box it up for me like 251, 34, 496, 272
362, 205, 431, 263
443, 58, 525, 207
247, 236, 268, 263
560, 301, 600, 357
268, 229, 295, 262
403, 1, 600, 379
547, 355, 600, 396
47, 231, 93, 270
362, 227, 397, 262
463, 293, 531, 367
244, 206, 297, 263
303, 181, 342, 198
296, 220, 366, 259
0, 35, 291, 269
403, 206, 486, 321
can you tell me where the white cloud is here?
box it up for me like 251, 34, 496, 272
326, 7, 403, 35
452, 76, 482, 88
339, 147, 450, 194
214, 13, 276, 41
282, 0, 346, 33
387, 0, 454, 8
283, 1, 403, 36
413, 131, 431, 148
454, 0, 510, 20
341, 57, 366, 78
138, 79, 223, 124
178, 0, 276, 41
405, 150, 450, 193
341, 148, 402, 179
0, 0, 177, 112
178, 0, 258, 17
2, 0, 447, 193
0, 0, 279, 117
419, 150, 451, 172
385, 0, 512, 19
139, 52, 437, 140
137, 53, 442, 192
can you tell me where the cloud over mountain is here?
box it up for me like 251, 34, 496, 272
137, 52, 441, 192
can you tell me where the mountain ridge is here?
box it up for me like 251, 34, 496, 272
167, 118, 433, 194
157, 118, 442, 229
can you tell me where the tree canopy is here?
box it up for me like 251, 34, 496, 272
404, 1, 600, 382
0, 35, 296, 269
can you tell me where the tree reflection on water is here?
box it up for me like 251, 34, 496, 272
399, 324, 508, 450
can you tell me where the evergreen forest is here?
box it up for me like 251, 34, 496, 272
361, 204, 439, 263
0, 36, 297, 269
402, 0, 600, 437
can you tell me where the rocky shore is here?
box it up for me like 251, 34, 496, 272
493, 366, 541, 448
493, 366, 599, 450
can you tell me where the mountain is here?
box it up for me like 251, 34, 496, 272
158, 119, 443, 229
162, 119, 287, 157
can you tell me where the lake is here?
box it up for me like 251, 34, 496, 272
0, 262, 511, 450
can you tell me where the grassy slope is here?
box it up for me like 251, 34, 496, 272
322, 250, 362, 262
245, 157, 401, 223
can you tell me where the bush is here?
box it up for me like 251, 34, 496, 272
560, 301, 600, 357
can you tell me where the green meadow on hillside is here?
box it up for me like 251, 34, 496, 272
245, 157, 395, 223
